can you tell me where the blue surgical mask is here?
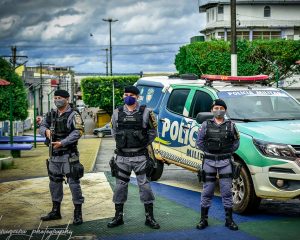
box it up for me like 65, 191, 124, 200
124, 96, 136, 106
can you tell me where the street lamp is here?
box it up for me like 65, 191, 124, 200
102, 18, 118, 76
103, 18, 118, 112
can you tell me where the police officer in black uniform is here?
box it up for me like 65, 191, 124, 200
108, 86, 160, 229
196, 99, 240, 231
39, 89, 85, 225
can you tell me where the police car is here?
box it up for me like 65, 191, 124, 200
136, 74, 300, 214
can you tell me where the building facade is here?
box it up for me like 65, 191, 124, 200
199, 0, 300, 41
23, 66, 74, 115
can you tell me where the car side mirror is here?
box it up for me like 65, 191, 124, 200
196, 112, 214, 124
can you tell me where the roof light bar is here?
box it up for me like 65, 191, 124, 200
201, 74, 269, 82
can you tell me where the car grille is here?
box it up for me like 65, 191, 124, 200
291, 145, 300, 157
269, 167, 295, 174
291, 145, 300, 152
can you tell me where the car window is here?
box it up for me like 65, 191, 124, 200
218, 90, 300, 120
189, 91, 213, 118
137, 85, 162, 109
167, 89, 190, 115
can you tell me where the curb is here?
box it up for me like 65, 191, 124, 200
0, 157, 13, 170
89, 138, 102, 172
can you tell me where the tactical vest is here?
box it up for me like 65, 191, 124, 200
115, 105, 148, 149
47, 110, 77, 150
204, 120, 235, 154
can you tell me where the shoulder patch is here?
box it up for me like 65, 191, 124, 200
73, 113, 84, 131
74, 113, 83, 125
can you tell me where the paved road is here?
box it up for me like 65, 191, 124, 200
93, 137, 115, 172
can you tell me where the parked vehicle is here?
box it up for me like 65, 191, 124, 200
135, 74, 300, 214
93, 123, 112, 138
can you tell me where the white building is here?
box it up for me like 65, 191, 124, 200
199, 0, 300, 41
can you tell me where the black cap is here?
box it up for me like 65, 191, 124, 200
54, 89, 70, 98
211, 99, 227, 110
124, 85, 140, 95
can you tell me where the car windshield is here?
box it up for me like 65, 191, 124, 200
137, 85, 162, 109
218, 90, 300, 121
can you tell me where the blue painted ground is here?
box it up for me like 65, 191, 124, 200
99, 177, 265, 240
130, 177, 282, 223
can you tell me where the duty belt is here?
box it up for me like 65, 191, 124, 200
205, 153, 232, 161
52, 148, 78, 156
115, 148, 148, 157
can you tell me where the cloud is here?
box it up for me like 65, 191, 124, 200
0, 0, 206, 73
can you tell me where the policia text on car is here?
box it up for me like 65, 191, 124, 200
39, 89, 85, 225
196, 99, 241, 231
108, 85, 160, 229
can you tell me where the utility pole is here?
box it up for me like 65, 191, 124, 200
103, 18, 118, 111
231, 0, 237, 76
11, 46, 17, 69
39, 63, 54, 115
1, 46, 28, 70
101, 48, 109, 76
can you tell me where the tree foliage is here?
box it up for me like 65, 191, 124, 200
0, 58, 28, 121
175, 40, 300, 81
81, 76, 139, 115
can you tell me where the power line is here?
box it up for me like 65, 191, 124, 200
0, 42, 188, 49
17, 50, 178, 61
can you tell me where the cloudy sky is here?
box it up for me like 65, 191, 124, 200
0, 0, 205, 73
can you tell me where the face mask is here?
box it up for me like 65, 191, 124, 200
212, 110, 226, 119
54, 99, 66, 108
124, 96, 136, 106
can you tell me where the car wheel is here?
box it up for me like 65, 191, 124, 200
232, 160, 261, 214
151, 159, 164, 181
97, 132, 104, 138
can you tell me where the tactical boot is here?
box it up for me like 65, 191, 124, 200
225, 207, 238, 231
41, 201, 62, 221
73, 204, 83, 225
107, 204, 124, 228
196, 207, 209, 230
144, 203, 160, 229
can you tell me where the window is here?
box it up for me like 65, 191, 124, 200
212, 9, 215, 21
167, 89, 190, 115
218, 32, 225, 40
218, 5, 224, 14
137, 85, 163, 109
189, 91, 213, 119
264, 6, 271, 17
253, 31, 281, 40
207, 12, 210, 23
237, 31, 250, 40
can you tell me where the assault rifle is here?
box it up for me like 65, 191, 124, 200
49, 110, 55, 158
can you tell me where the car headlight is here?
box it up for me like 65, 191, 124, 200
253, 139, 297, 160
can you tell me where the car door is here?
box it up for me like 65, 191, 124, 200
157, 86, 191, 163
179, 89, 215, 170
